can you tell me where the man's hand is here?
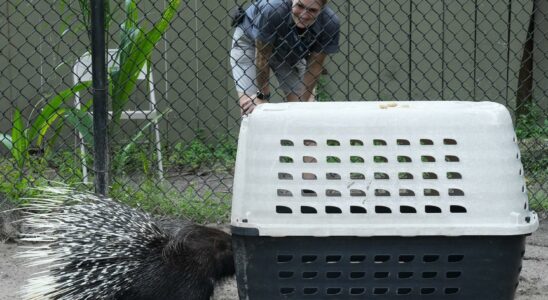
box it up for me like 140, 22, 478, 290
240, 95, 267, 115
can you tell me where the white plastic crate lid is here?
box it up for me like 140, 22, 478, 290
231, 101, 538, 237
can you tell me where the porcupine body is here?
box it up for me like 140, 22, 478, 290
18, 187, 235, 300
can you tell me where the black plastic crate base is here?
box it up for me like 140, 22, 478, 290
232, 234, 525, 300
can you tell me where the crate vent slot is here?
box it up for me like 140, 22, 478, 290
326, 272, 341, 279
278, 172, 293, 180
421, 288, 436, 295
350, 272, 366, 279
425, 205, 442, 213
325, 206, 342, 214
277, 255, 293, 263
397, 139, 410, 145
302, 255, 317, 263
399, 255, 415, 263
422, 155, 436, 162
400, 206, 417, 213
420, 139, 434, 145
446, 271, 462, 278
350, 255, 366, 263
350, 189, 366, 197
350, 206, 367, 214
326, 288, 342, 295
350, 156, 364, 163
277, 189, 293, 197
280, 139, 294, 146
301, 189, 317, 197
399, 189, 415, 197
450, 205, 467, 213
375, 189, 391, 197
326, 156, 341, 163
280, 287, 295, 295
373, 288, 389, 295
447, 172, 462, 179
350, 172, 365, 180
397, 288, 412, 295
444, 288, 460, 294
326, 172, 341, 180
326, 189, 341, 197
326, 255, 342, 263
304, 139, 317, 146
374, 156, 388, 163
350, 139, 363, 146
448, 188, 465, 196
278, 271, 293, 279
422, 272, 437, 278
303, 156, 318, 163
374, 255, 390, 263
398, 156, 413, 163
424, 189, 440, 196
350, 288, 365, 295
302, 173, 317, 180
445, 155, 460, 162
303, 287, 317, 295
373, 139, 387, 146
423, 255, 440, 262
399, 172, 414, 180
301, 206, 317, 214
276, 206, 292, 214
374, 172, 389, 180
375, 206, 392, 213
302, 271, 317, 278
423, 172, 438, 179
398, 272, 414, 279
444, 138, 457, 145
327, 139, 340, 146
448, 254, 464, 262
279, 156, 293, 163
374, 272, 390, 279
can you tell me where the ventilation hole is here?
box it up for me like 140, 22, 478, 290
397, 155, 413, 163
522, 185, 525, 193
303, 271, 317, 279
302, 255, 317, 263
350, 189, 366, 197
303, 156, 317, 163
373, 288, 389, 295
446, 271, 462, 279
447, 172, 462, 179
278, 172, 293, 180
374, 272, 390, 279
399, 189, 415, 196
445, 155, 460, 162
326, 255, 342, 263
279, 156, 293, 163
301, 190, 317, 197
420, 139, 434, 145
350, 156, 365, 163
350, 255, 366, 263
325, 206, 342, 214
423, 255, 440, 262
448, 188, 465, 196
374, 156, 388, 163
350, 288, 365, 295
304, 139, 317, 146
375, 189, 391, 196
398, 272, 413, 279
326, 272, 341, 279
280, 287, 295, 295
444, 138, 457, 145
421, 155, 436, 162
397, 139, 410, 145
326, 172, 341, 180
350, 139, 364, 146
350, 172, 365, 180
326, 189, 341, 197
524, 202, 527, 210
445, 288, 459, 294
375, 206, 392, 213
421, 288, 435, 295
326, 288, 341, 295
516, 153, 520, 159
422, 272, 437, 278
519, 169, 522, 175
350, 206, 367, 214
326, 156, 341, 163
374, 172, 390, 180
301, 206, 317, 214
422, 172, 438, 179
400, 206, 417, 213
448, 255, 464, 262
399, 255, 415, 263
302, 173, 317, 180
425, 205, 442, 213
521, 250, 525, 258
280, 139, 294, 146
277, 189, 293, 197
373, 139, 387, 146
399, 172, 414, 179
276, 206, 292, 214
303, 288, 317, 295
424, 189, 440, 196
279, 271, 294, 279
277, 255, 293, 263
450, 205, 467, 213
374, 255, 390, 263
397, 288, 412, 295
327, 139, 340, 146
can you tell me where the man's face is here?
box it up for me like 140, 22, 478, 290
291, 0, 323, 28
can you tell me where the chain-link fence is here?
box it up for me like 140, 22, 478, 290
1, 0, 546, 228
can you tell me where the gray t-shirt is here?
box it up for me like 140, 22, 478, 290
241, 0, 340, 65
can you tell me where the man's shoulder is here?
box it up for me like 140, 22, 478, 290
257, 0, 291, 15
319, 6, 340, 28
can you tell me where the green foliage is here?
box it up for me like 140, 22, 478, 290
169, 140, 214, 171
516, 103, 547, 140
213, 137, 238, 170
315, 75, 330, 102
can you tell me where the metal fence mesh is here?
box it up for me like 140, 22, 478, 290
1, 0, 546, 225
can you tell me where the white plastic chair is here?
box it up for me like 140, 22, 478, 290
72, 49, 164, 182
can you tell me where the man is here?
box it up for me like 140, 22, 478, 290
230, 0, 340, 114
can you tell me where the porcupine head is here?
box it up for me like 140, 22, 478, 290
17, 186, 235, 300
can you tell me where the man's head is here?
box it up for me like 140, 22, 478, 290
291, 0, 327, 28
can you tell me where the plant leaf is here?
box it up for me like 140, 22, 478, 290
64, 107, 94, 146
12, 109, 28, 168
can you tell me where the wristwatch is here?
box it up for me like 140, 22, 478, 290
256, 91, 271, 101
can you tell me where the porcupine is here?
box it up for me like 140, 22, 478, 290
17, 187, 235, 300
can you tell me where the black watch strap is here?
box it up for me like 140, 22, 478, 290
256, 91, 271, 101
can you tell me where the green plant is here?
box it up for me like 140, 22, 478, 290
516, 102, 547, 140
169, 139, 214, 171
315, 75, 330, 101
213, 137, 237, 170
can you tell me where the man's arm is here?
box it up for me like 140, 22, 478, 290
255, 39, 273, 97
301, 52, 327, 101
